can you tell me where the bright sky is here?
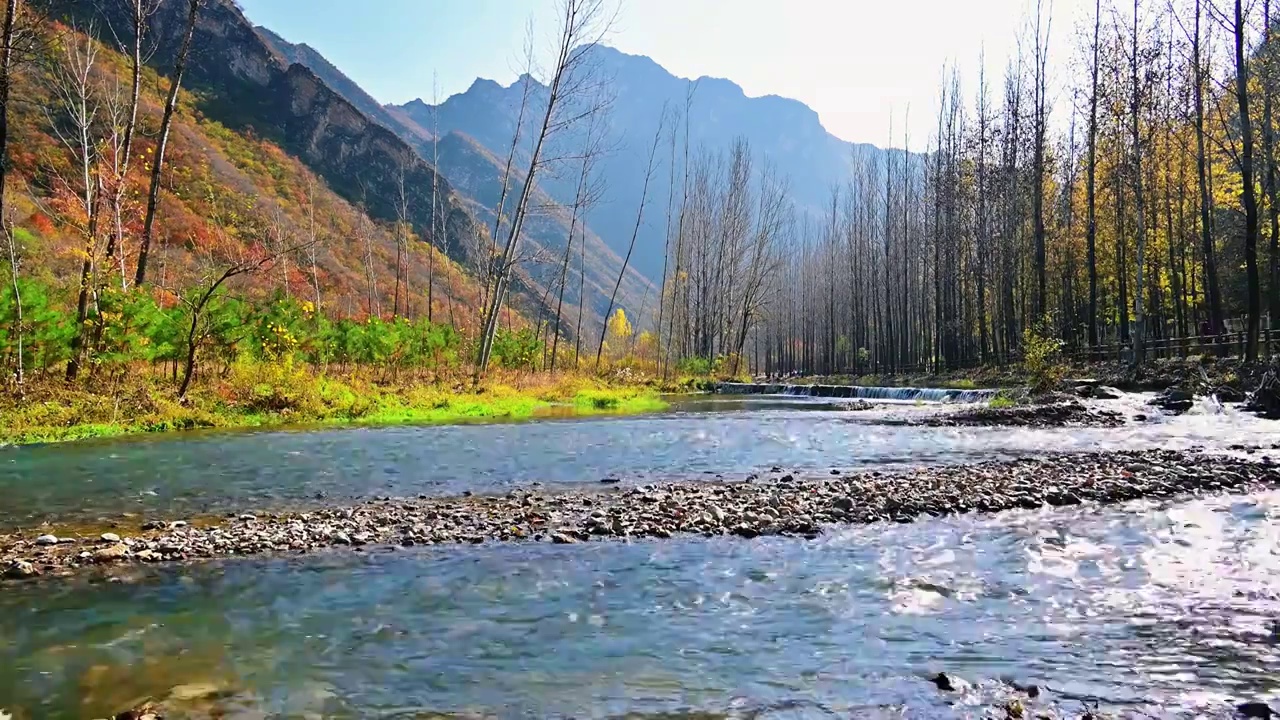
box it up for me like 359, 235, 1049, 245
237, 0, 1091, 147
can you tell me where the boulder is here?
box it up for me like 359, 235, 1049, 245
1150, 387, 1194, 413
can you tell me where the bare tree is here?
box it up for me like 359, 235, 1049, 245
0, 0, 20, 240
481, 40, 534, 313
1263, 0, 1280, 331
101, 0, 158, 286
393, 166, 408, 318
1031, 0, 1053, 318
1228, 0, 1262, 359
595, 106, 664, 370
549, 94, 606, 370
1129, 0, 1149, 364
304, 176, 322, 308
3, 211, 21, 391
1086, 0, 1102, 350
134, 0, 200, 286
45, 28, 102, 382
475, 0, 615, 375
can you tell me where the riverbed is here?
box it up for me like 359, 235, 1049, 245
1, 391, 1277, 718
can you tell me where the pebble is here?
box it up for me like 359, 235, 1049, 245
35, 534, 58, 546
3, 450, 1278, 583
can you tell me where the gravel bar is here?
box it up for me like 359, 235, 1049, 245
4, 449, 1278, 582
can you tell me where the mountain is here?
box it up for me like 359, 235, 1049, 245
46, 0, 649, 333
436, 132, 654, 333
254, 30, 654, 329
394, 45, 891, 284
254, 26, 434, 150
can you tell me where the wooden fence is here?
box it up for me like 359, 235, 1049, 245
1064, 328, 1280, 362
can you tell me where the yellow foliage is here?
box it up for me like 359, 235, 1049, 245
606, 308, 632, 342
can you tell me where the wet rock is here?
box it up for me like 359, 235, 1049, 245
113, 701, 162, 720
931, 671, 959, 691
167, 681, 222, 702
35, 534, 58, 546
1215, 385, 1247, 403
4, 559, 38, 579
92, 544, 129, 563
5, 449, 1279, 584
237, 514, 257, 522
99, 533, 121, 544
599, 476, 621, 484
1237, 701, 1275, 719
140, 520, 166, 531
1151, 387, 1195, 413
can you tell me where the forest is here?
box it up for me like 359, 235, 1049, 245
739, 0, 1280, 376
0, 0, 1277, 437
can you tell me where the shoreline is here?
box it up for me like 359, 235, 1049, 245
0, 381, 671, 447
5, 448, 1277, 583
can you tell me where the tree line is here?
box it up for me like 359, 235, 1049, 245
731, 0, 1280, 377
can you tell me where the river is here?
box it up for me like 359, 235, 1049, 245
1, 393, 1277, 718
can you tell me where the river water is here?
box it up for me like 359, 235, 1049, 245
1, 393, 1278, 718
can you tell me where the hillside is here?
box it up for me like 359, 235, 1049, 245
254, 25, 435, 152
16, 3, 501, 330
395, 45, 893, 283
436, 131, 654, 330
255, 27, 655, 331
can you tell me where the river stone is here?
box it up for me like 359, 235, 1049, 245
34, 534, 58, 546
550, 532, 577, 544
4, 559, 38, 579
167, 682, 222, 702
100, 532, 121, 544
92, 544, 129, 563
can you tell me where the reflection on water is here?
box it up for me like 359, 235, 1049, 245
2, 490, 1278, 718
0, 394, 1275, 527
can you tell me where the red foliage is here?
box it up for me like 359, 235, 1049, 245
30, 212, 55, 236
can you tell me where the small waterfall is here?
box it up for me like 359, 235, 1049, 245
714, 382, 998, 404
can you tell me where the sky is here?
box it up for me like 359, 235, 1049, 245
237, 0, 1091, 148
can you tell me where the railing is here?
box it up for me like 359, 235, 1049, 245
1064, 329, 1280, 361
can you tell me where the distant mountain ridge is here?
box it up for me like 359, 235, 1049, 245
394, 45, 893, 283
257, 30, 654, 328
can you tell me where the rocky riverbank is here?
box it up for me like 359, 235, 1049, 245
914, 397, 1127, 427
4, 449, 1278, 583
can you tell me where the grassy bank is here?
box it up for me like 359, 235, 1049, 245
0, 365, 672, 446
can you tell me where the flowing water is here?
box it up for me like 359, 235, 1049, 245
1, 392, 1278, 718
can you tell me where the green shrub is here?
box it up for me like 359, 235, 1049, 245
1021, 323, 1064, 393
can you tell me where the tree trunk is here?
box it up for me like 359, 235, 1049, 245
1087, 0, 1101, 352
1234, 0, 1262, 361
1193, 0, 1225, 339
134, 0, 200, 286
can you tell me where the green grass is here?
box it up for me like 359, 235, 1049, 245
0, 368, 671, 446
988, 394, 1018, 409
